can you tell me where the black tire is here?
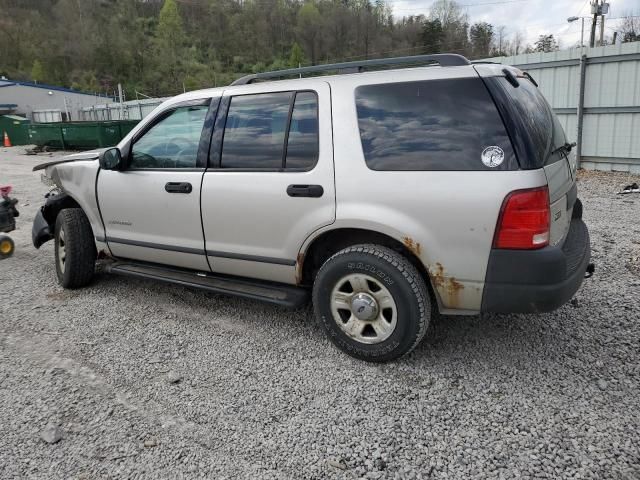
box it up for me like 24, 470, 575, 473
0, 234, 15, 259
54, 208, 96, 288
312, 244, 430, 362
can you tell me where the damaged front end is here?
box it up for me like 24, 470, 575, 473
32, 174, 75, 249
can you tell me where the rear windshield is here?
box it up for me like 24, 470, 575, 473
484, 77, 567, 169
354, 78, 518, 171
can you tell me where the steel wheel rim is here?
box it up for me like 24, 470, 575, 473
330, 273, 398, 345
0, 240, 11, 255
57, 227, 66, 273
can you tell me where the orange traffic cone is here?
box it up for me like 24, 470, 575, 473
3, 131, 11, 147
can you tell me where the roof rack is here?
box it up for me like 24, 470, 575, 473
230, 53, 471, 86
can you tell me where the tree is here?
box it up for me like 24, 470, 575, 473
153, 0, 190, 93
296, 3, 322, 65
469, 22, 493, 58
428, 0, 469, 55
31, 60, 44, 83
422, 19, 444, 53
534, 34, 559, 53
511, 30, 525, 55
619, 12, 640, 42
288, 42, 305, 68
429, 0, 465, 27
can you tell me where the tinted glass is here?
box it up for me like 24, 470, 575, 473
285, 92, 319, 169
130, 105, 208, 169
355, 78, 516, 171
486, 77, 566, 168
221, 92, 292, 168
495, 78, 552, 162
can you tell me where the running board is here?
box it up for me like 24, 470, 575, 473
105, 261, 309, 309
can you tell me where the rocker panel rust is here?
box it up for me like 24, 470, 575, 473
430, 262, 464, 309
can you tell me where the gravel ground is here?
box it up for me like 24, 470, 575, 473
1, 146, 639, 479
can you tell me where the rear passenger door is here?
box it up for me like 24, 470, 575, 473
201, 82, 334, 284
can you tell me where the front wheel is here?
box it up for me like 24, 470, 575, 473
312, 244, 430, 362
0, 234, 15, 259
54, 209, 96, 288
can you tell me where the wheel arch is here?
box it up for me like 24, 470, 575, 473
297, 227, 437, 301
42, 193, 83, 226
35, 193, 97, 249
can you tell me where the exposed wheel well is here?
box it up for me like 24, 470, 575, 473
299, 228, 432, 291
42, 193, 82, 226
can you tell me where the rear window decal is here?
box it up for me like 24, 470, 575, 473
481, 146, 504, 168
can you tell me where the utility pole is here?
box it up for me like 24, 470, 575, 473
589, 1, 610, 47
117, 83, 125, 120
590, 1, 598, 48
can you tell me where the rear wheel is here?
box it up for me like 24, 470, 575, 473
54, 209, 96, 288
312, 244, 430, 362
0, 234, 15, 259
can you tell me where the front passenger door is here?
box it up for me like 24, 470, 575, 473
97, 99, 214, 271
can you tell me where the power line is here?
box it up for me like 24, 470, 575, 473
391, 0, 530, 12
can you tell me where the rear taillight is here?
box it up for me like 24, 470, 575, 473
493, 186, 550, 249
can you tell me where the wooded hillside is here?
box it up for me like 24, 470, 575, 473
0, 0, 613, 98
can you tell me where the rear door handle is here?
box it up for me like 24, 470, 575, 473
165, 182, 192, 194
287, 184, 324, 198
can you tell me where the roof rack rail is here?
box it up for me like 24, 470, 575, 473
230, 53, 471, 86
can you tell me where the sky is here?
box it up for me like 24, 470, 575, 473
388, 0, 639, 48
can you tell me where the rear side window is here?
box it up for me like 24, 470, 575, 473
355, 78, 517, 171
220, 91, 319, 170
221, 92, 291, 169
285, 92, 319, 169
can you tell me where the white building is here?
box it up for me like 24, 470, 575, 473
0, 78, 114, 122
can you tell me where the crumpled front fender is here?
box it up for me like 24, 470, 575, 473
32, 208, 52, 249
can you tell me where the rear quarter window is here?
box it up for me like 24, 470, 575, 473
484, 77, 568, 169
354, 78, 517, 171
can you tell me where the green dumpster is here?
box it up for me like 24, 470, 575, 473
0, 115, 30, 146
27, 120, 141, 149
118, 120, 139, 139
61, 123, 100, 149
28, 124, 65, 148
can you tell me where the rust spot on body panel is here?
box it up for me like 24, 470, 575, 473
402, 236, 422, 257
295, 252, 305, 285
430, 262, 464, 309
432, 262, 445, 289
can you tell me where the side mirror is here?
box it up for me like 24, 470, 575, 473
99, 147, 122, 170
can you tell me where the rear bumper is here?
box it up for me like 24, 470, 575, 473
481, 216, 591, 313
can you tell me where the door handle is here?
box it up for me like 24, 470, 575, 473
287, 184, 324, 198
165, 182, 192, 194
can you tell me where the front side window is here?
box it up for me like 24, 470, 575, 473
130, 105, 208, 169
220, 91, 319, 170
355, 78, 517, 171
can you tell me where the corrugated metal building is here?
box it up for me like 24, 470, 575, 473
483, 42, 640, 173
80, 97, 167, 121
0, 79, 113, 122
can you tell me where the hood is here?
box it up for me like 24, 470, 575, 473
32, 148, 107, 172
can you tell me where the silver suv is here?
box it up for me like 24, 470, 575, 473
32, 54, 592, 362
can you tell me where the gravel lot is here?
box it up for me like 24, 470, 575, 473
1, 147, 639, 479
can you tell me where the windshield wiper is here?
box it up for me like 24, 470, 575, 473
552, 142, 577, 156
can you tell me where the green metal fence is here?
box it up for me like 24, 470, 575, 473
22, 120, 140, 149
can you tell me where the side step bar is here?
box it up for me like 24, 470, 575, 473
104, 261, 309, 309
